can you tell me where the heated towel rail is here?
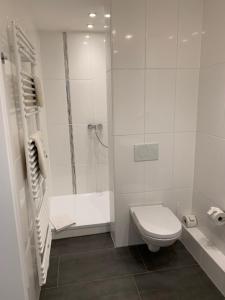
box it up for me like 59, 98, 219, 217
12, 21, 51, 286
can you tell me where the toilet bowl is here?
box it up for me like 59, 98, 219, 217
130, 205, 182, 252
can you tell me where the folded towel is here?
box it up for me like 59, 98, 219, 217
31, 131, 48, 178
50, 214, 76, 231
34, 76, 44, 107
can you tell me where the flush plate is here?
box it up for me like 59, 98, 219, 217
134, 144, 159, 162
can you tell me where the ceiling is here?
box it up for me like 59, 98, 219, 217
30, 0, 111, 32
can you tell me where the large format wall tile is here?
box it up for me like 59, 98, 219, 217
177, 0, 203, 68
175, 69, 199, 132
70, 80, 94, 125
146, 0, 178, 68
113, 70, 145, 135
201, 0, 225, 67
145, 69, 176, 133
40, 32, 65, 79
173, 132, 196, 188
112, 0, 146, 69
197, 64, 225, 138
144, 134, 174, 191
44, 79, 68, 125
67, 33, 91, 80
114, 135, 145, 194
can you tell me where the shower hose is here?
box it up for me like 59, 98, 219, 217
94, 127, 109, 149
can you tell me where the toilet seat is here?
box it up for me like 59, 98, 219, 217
131, 205, 182, 240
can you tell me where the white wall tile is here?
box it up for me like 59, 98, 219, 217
197, 64, 225, 138
92, 76, 108, 124
113, 70, 145, 135
44, 79, 68, 125
114, 135, 145, 194
39, 32, 65, 79
73, 125, 96, 165
76, 164, 97, 194
50, 162, 73, 196
114, 192, 147, 247
67, 33, 91, 80
175, 188, 193, 220
174, 132, 196, 188
70, 80, 94, 125
201, 0, 225, 67
194, 133, 225, 209
177, 0, 203, 68
47, 123, 72, 196
145, 133, 174, 191
146, 0, 178, 68
94, 123, 109, 165
96, 164, 109, 192
90, 33, 107, 77
112, 0, 146, 68
175, 69, 199, 132
145, 70, 176, 133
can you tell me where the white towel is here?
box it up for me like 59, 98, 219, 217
50, 214, 76, 231
31, 131, 48, 178
34, 76, 44, 107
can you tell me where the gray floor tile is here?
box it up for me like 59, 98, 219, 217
43, 256, 59, 289
58, 246, 147, 286
51, 233, 114, 257
138, 241, 197, 271
40, 276, 140, 300
135, 265, 225, 300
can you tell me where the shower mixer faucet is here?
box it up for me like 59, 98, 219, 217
88, 123, 103, 130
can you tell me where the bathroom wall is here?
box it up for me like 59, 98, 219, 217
192, 0, 225, 255
0, 0, 46, 299
111, 0, 203, 246
40, 31, 109, 196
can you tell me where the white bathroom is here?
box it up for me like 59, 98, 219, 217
0, 0, 225, 299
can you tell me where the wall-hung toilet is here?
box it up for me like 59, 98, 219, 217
130, 205, 182, 252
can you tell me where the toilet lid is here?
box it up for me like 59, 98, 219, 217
131, 206, 182, 239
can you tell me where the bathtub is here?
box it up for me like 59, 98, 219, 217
50, 191, 110, 239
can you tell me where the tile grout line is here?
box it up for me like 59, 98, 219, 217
136, 246, 148, 271
48, 272, 150, 291
132, 276, 143, 300
51, 245, 115, 258
56, 256, 60, 288
43, 263, 200, 292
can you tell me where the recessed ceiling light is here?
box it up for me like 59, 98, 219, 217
104, 25, 109, 29
83, 41, 88, 45
85, 35, 90, 39
125, 34, 133, 40
104, 13, 111, 18
89, 12, 96, 18
87, 24, 94, 29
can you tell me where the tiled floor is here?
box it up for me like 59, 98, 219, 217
40, 233, 224, 300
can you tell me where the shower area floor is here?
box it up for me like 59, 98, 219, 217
50, 191, 110, 239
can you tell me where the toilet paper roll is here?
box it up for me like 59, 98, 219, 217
207, 207, 225, 226
182, 215, 197, 228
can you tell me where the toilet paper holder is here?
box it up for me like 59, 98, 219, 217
207, 207, 225, 226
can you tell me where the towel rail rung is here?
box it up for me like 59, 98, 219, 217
15, 25, 35, 50
16, 33, 36, 55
